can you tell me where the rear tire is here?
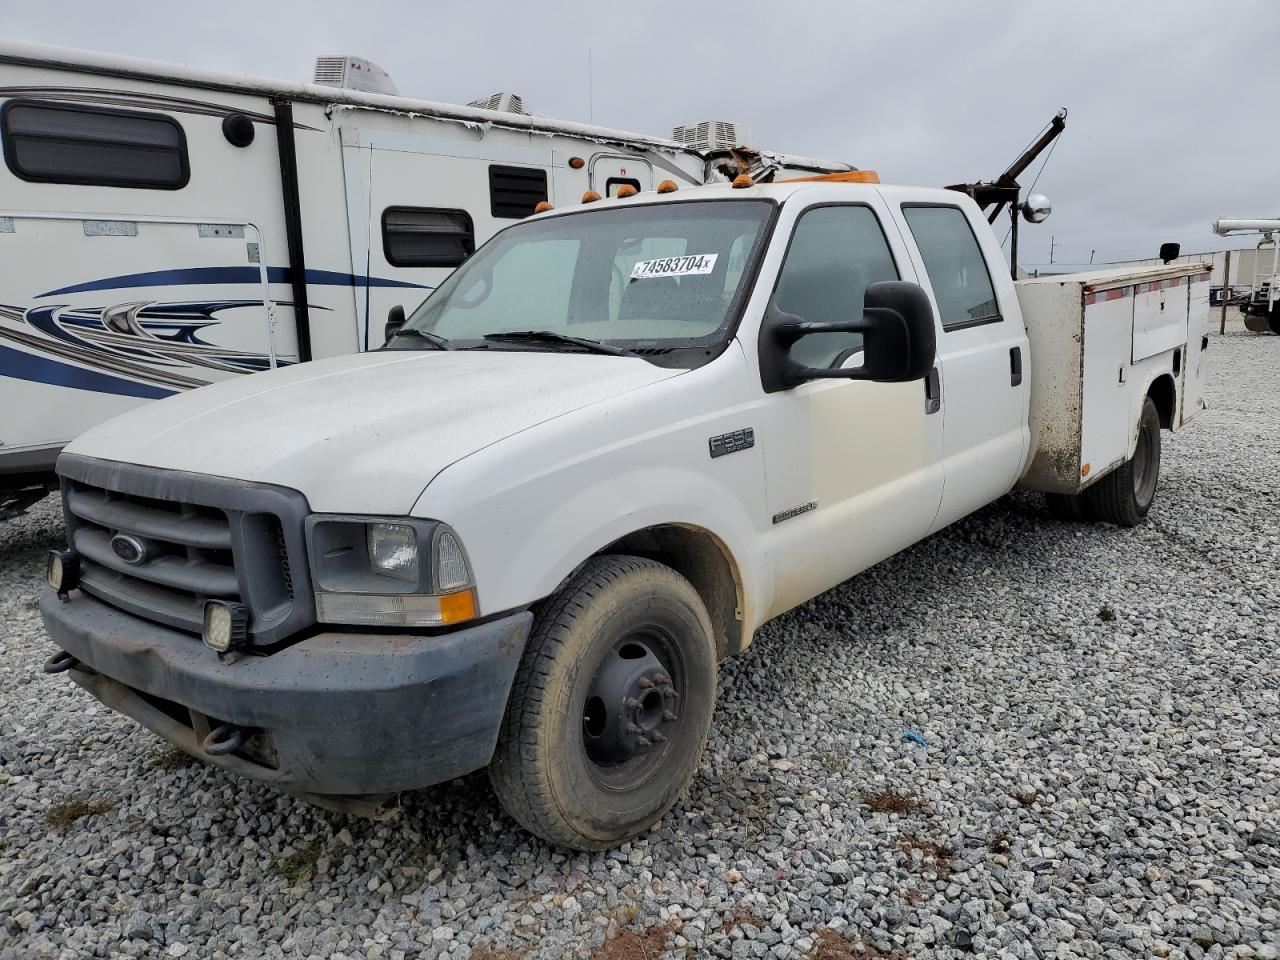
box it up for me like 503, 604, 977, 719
1044, 491, 1091, 522
1083, 396, 1161, 527
488, 555, 717, 850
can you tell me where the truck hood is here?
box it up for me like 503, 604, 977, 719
66, 350, 683, 513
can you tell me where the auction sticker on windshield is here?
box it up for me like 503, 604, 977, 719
631, 254, 719, 279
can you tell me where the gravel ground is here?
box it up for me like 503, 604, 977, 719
1, 328, 1277, 960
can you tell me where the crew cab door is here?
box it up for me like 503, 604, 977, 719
892, 201, 1030, 531
755, 198, 945, 619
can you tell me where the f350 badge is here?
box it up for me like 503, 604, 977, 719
709, 428, 754, 459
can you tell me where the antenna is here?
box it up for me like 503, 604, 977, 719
1050, 235, 1057, 264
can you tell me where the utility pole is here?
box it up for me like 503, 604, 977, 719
1049, 235, 1057, 264
1089, 249, 1096, 264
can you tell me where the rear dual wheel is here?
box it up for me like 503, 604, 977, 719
489, 555, 717, 850
1044, 396, 1161, 528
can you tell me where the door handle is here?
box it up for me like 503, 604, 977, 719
1009, 346, 1023, 387
924, 366, 941, 415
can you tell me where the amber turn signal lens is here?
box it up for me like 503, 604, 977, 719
533, 200, 553, 213
731, 174, 753, 189
656, 179, 678, 194
615, 184, 638, 198
438, 589, 477, 624
581, 190, 602, 203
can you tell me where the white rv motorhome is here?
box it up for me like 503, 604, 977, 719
0, 43, 851, 516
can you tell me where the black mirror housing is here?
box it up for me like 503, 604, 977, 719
1159, 242, 1180, 264
760, 280, 937, 392
384, 304, 406, 344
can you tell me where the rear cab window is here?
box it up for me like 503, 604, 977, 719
1, 100, 188, 189
901, 205, 1000, 330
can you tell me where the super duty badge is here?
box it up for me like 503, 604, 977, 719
709, 428, 754, 459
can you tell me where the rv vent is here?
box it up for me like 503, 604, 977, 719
312, 56, 399, 96
672, 120, 752, 152
468, 92, 528, 115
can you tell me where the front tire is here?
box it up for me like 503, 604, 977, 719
489, 555, 717, 850
1083, 396, 1162, 527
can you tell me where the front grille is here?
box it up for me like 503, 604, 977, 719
59, 455, 314, 645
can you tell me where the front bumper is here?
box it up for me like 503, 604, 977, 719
41, 591, 532, 799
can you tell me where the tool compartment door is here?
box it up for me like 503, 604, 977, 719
1079, 284, 1135, 483
1181, 269, 1212, 424
1131, 275, 1190, 362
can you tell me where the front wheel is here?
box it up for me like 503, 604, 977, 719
489, 555, 717, 850
1083, 396, 1162, 527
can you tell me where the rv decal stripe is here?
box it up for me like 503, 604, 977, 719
39, 267, 429, 298
0, 343, 176, 400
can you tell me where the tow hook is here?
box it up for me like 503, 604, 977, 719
202, 723, 245, 756
43, 650, 78, 674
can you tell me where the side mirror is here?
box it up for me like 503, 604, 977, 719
760, 281, 937, 392
384, 304, 406, 344
1159, 242, 1180, 264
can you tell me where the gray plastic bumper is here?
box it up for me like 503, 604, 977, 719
41, 592, 532, 798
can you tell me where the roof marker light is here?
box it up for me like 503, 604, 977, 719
657, 179, 678, 194
731, 174, 753, 189
568, 156, 585, 169
581, 190, 602, 203
615, 184, 638, 198
534, 200, 554, 213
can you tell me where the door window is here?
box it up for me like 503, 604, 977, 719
902, 205, 1000, 330
605, 176, 642, 198
772, 205, 899, 368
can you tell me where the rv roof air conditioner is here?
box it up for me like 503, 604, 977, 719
672, 120, 753, 152
312, 56, 399, 96
467, 92, 529, 115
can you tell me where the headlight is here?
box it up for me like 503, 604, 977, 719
306, 517, 476, 627
367, 523, 418, 582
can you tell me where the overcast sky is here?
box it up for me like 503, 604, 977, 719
5, 0, 1277, 264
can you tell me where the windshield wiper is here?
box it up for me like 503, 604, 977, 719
483, 330, 641, 358
389, 327, 454, 350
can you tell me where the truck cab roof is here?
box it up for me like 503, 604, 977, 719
529, 179, 975, 219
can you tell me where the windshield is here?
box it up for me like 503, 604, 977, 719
400, 200, 773, 355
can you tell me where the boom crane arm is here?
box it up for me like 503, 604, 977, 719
946, 108, 1067, 279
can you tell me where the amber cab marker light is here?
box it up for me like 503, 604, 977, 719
656, 179, 678, 194
1081, 463, 1091, 477
731, 174, 753, 189
568, 156, 585, 169
615, 184, 638, 198
581, 190, 602, 203
533, 200, 553, 213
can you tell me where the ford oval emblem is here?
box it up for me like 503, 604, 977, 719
110, 534, 150, 565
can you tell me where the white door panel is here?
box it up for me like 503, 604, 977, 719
759, 377, 943, 617
887, 201, 1030, 533
753, 196, 944, 619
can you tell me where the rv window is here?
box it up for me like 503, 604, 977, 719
382, 207, 475, 268
605, 177, 642, 198
489, 165, 549, 219
1, 100, 188, 189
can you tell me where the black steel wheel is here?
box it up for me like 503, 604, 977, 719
1084, 396, 1162, 527
489, 555, 717, 850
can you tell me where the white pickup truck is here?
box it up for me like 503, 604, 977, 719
40, 174, 1210, 850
